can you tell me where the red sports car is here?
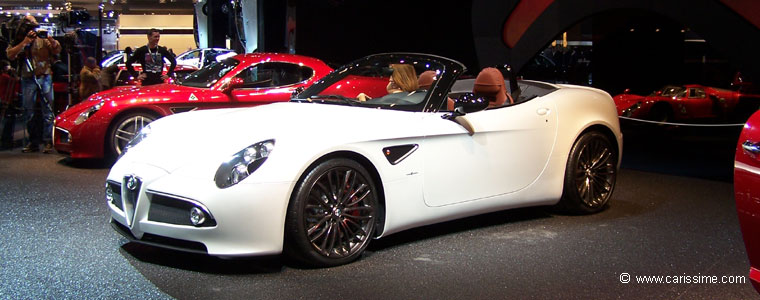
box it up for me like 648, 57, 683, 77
613, 84, 757, 122
53, 53, 333, 159
735, 109, 760, 293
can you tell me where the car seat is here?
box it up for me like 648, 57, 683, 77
418, 70, 437, 90
473, 67, 511, 108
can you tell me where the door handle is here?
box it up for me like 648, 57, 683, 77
743, 140, 760, 155
536, 108, 550, 115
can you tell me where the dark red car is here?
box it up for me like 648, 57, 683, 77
53, 53, 333, 159
613, 84, 756, 122
735, 109, 760, 293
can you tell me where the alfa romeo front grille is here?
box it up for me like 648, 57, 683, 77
123, 175, 142, 227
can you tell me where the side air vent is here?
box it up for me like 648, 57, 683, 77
382, 144, 419, 165
170, 107, 198, 114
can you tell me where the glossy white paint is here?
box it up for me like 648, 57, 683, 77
107, 81, 622, 256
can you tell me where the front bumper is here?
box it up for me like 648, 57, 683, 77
53, 118, 108, 159
107, 162, 293, 256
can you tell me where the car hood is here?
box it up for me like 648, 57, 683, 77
121, 102, 426, 175
58, 86, 139, 119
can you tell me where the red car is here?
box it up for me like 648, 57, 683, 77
613, 84, 755, 122
735, 109, 760, 293
53, 53, 333, 159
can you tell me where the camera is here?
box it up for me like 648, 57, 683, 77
37, 30, 47, 39
3, 15, 40, 46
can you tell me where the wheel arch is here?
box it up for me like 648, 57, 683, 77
555, 124, 621, 214
578, 124, 621, 161
294, 150, 387, 237
558, 121, 622, 176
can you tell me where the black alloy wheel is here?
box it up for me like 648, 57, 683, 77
285, 158, 378, 267
557, 131, 618, 214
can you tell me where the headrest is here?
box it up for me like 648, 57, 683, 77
418, 70, 437, 90
473, 67, 507, 107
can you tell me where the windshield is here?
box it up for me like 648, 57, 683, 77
295, 54, 450, 112
654, 86, 684, 97
180, 58, 240, 88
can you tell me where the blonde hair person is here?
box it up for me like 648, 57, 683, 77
388, 64, 418, 92
358, 64, 419, 101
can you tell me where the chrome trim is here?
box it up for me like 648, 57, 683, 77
743, 140, 760, 155
393, 144, 419, 165
122, 174, 142, 227
170, 106, 199, 114
54, 126, 71, 143
146, 189, 215, 220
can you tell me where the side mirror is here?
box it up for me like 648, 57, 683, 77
623, 88, 631, 94
220, 77, 245, 93
291, 86, 305, 99
453, 93, 489, 114
441, 93, 486, 136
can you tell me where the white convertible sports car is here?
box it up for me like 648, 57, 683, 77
106, 53, 622, 267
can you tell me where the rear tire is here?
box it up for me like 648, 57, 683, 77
284, 158, 379, 267
556, 131, 618, 214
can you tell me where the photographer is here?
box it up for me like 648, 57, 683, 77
6, 16, 60, 153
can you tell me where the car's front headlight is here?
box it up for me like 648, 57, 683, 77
73, 99, 105, 125
214, 140, 275, 188
122, 125, 151, 154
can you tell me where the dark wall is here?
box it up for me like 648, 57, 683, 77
261, 0, 287, 53
591, 10, 685, 95
472, 0, 760, 81
294, 0, 478, 70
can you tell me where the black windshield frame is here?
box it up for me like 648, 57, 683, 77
295, 53, 466, 112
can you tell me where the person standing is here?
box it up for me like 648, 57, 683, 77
79, 57, 101, 100
123, 46, 132, 63
126, 28, 176, 86
6, 16, 61, 153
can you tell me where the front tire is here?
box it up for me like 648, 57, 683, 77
285, 158, 379, 267
649, 103, 672, 123
107, 112, 156, 158
557, 131, 618, 214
